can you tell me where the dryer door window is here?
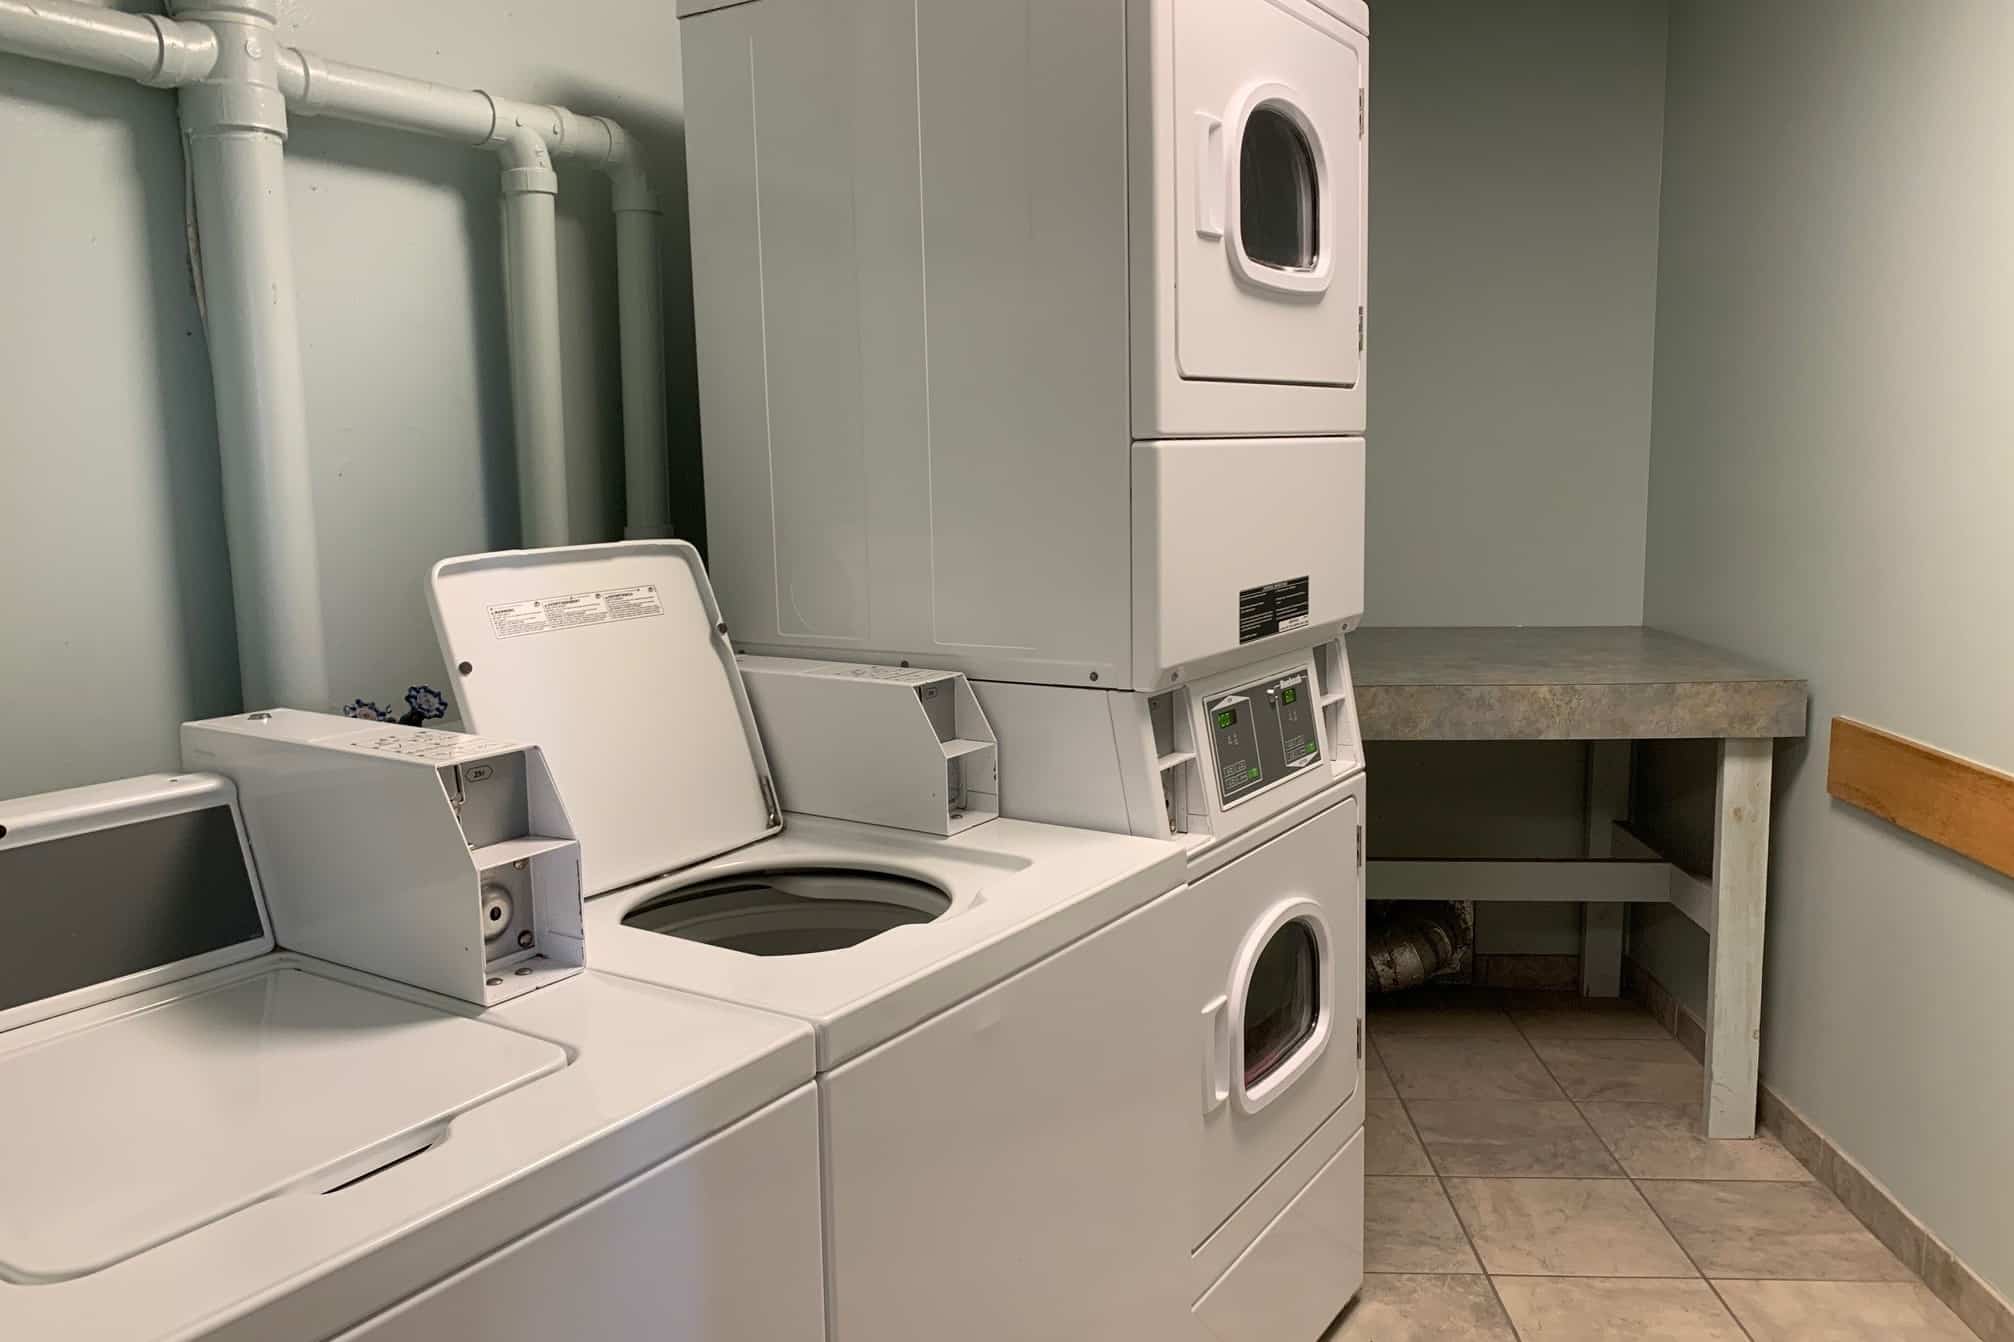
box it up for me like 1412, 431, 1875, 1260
1225, 895, 1336, 1114
1239, 105, 1320, 273
1243, 917, 1321, 1086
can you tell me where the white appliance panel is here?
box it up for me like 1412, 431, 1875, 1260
1193, 1128, 1365, 1342
683, 0, 1135, 687
1171, 0, 1368, 390
819, 790, 1363, 1338
1133, 436, 1365, 685
0, 966, 565, 1282
336, 1086, 824, 1342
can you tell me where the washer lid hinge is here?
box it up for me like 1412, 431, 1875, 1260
758, 776, 781, 828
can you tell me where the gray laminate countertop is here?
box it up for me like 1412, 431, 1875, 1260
1347, 626, 1808, 741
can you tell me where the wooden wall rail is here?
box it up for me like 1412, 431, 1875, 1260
1827, 717, 2014, 880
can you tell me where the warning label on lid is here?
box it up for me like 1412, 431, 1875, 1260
1239, 577, 1311, 645
487, 585, 664, 639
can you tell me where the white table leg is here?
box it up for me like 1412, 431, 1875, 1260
1580, 741, 1631, 997
1704, 737, 1772, 1138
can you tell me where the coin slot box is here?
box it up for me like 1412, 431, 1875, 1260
737, 657, 999, 836
182, 710, 584, 1006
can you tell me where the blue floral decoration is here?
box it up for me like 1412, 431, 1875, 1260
342, 699, 394, 722
405, 685, 449, 722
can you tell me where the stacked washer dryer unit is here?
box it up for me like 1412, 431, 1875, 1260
677, 0, 1371, 1337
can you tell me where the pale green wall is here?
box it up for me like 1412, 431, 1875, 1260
1364, 0, 1672, 958
1365, 0, 1668, 627
1643, 0, 2014, 1298
0, 0, 701, 797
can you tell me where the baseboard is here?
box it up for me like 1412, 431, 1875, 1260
1474, 953, 1579, 991
1623, 956, 2014, 1342
1618, 957, 1706, 1061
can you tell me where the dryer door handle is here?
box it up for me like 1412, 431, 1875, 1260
1202, 993, 1232, 1113
1194, 111, 1226, 240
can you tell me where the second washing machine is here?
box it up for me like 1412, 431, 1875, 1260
427, 539, 1362, 1340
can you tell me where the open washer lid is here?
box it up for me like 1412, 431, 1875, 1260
0, 965, 565, 1283
430, 542, 782, 898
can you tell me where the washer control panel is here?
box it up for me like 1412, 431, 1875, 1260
1204, 670, 1324, 807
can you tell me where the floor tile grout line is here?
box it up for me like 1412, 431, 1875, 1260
1509, 998, 1763, 1341
1383, 1005, 1527, 1339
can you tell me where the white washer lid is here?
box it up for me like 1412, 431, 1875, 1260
430, 541, 781, 897
0, 966, 565, 1282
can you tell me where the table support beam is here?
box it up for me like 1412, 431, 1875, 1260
1704, 738, 1772, 1137
1580, 742, 1632, 997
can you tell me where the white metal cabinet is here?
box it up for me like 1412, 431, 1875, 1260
335, 1086, 824, 1342
817, 796, 1362, 1340
680, 0, 1370, 691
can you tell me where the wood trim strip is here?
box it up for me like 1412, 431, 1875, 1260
1827, 717, 2014, 880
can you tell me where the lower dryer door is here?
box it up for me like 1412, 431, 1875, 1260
1189, 794, 1361, 1249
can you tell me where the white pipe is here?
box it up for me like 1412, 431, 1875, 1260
169, 0, 332, 709
604, 125, 672, 539
279, 48, 492, 143
277, 50, 673, 541
0, 0, 214, 87
497, 131, 571, 548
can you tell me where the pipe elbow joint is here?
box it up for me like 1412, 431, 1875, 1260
141, 14, 218, 87
490, 117, 558, 195
595, 118, 659, 214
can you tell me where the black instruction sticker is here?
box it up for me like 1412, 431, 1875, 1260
1238, 577, 1311, 645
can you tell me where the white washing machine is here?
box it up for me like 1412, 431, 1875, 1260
428, 539, 1359, 1340
0, 767, 822, 1342
677, 0, 1369, 691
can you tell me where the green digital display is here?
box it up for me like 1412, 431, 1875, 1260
1282, 686, 1298, 705
1215, 708, 1237, 729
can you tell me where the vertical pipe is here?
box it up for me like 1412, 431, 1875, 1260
497, 133, 570, 548
169, 0, 332, 709
606, 140, 672, 539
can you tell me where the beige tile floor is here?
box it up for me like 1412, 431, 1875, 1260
1326, 990, 1980, 1341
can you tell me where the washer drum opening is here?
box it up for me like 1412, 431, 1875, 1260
621, 868, 950, 957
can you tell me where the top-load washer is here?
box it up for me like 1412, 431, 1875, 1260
677, 0, 1369, 691
427, 539, 1361, 1340
0, 760, 822, 1342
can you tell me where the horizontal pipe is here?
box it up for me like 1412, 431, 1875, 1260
0, 0, 214, 86
279, 48, 493, 143
279, 48, 623, 169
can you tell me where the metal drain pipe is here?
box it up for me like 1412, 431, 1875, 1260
1367, 903, 1464, 993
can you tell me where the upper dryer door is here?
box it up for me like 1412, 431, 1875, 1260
1173, 0, 1367, 389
